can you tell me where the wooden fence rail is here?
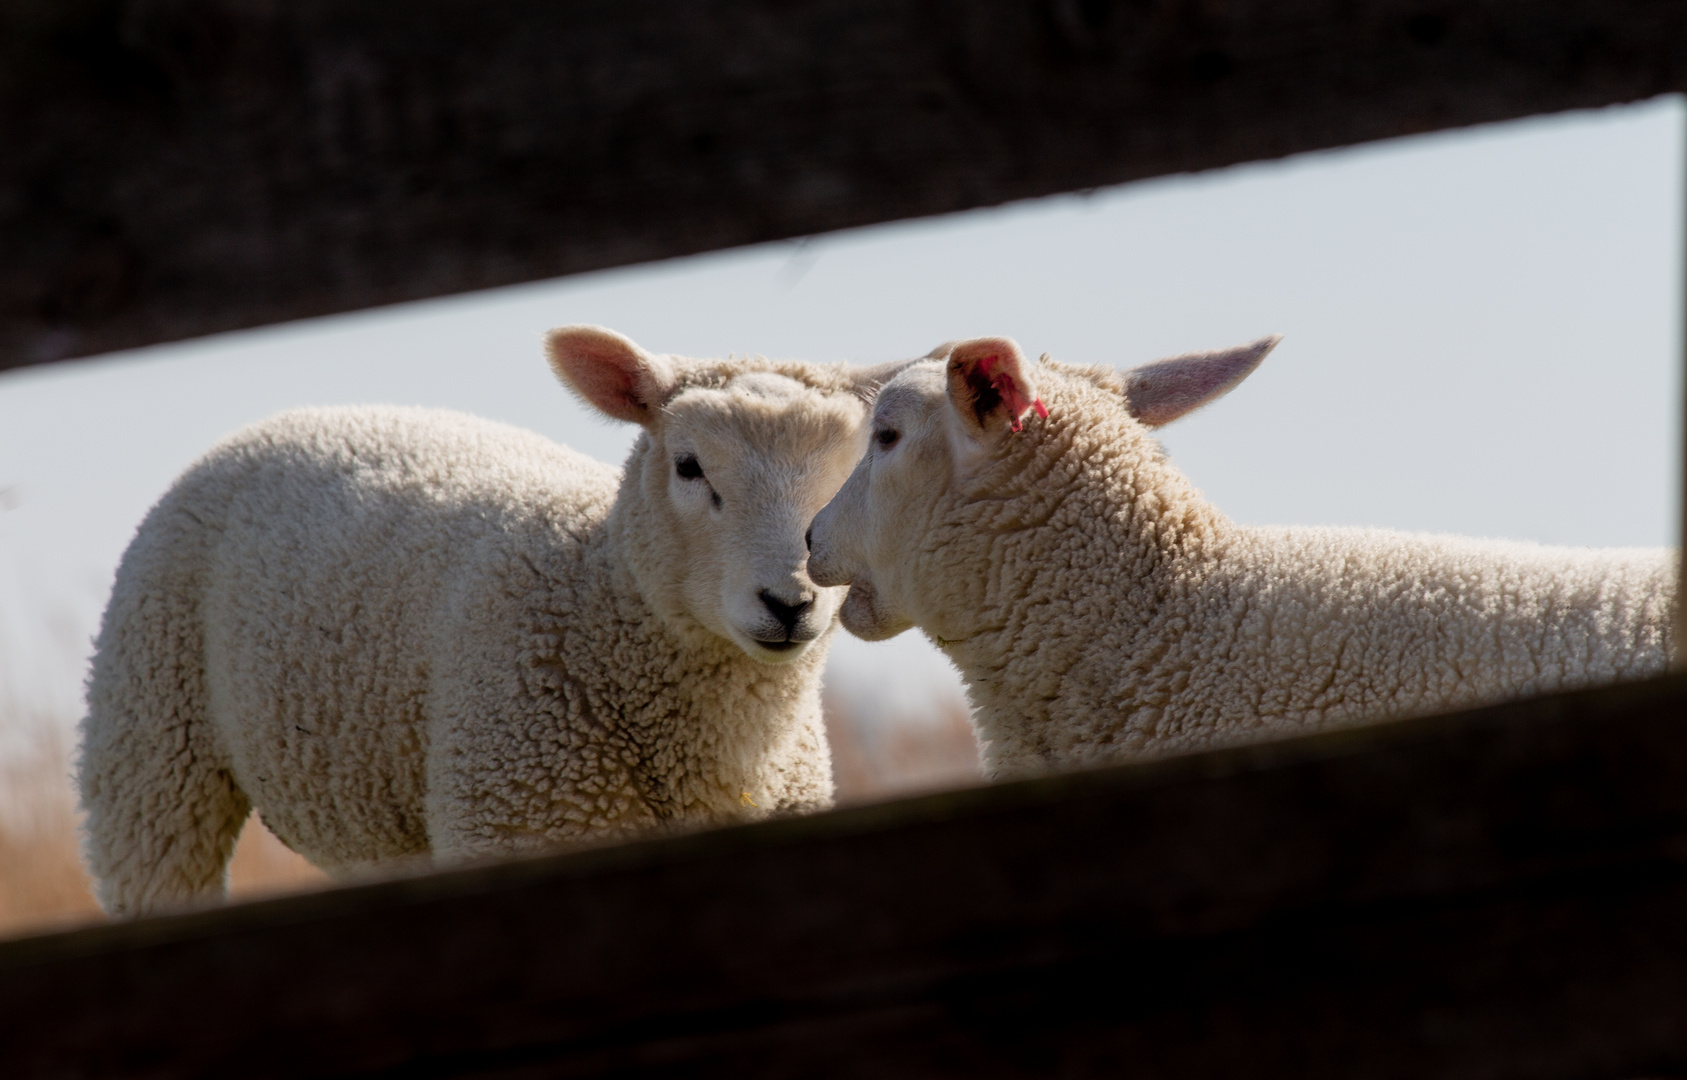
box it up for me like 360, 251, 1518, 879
3, 673, 1687, 1078
4, 0, 1687, 370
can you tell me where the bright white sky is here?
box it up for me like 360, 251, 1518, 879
1, 95, 1681, 730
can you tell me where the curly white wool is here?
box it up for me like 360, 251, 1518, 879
809, 336, 1674, 778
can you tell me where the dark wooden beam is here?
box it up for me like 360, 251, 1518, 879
4, 0, 1686, 371
5, 672, 1687, 1077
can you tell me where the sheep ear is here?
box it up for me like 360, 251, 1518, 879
545, 325, 677, 426
1122, 335, 1281, 427
946, 337, 1047, 438
846, 358, 924, 403
847, 342, 958, 403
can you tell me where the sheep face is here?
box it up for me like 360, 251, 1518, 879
805, 361, 948, 641
547, 325, 867, 664
807, 337, 1042, 643
651, 373, 866, 662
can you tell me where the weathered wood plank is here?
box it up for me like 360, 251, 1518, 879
4, 673, 1687, 1077
4, 0, 1687, 370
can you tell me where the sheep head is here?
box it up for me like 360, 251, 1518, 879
547, 325, 875, 665
808, 333, 1278, 645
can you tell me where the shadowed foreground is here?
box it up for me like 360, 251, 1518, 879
1, 674, 1684, 1078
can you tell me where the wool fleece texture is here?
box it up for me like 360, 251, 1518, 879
809, 336, 1674, 779
80, 326, 886, 915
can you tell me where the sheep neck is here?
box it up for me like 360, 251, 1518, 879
926, 366, 1236, 778
575, 452, 829, 820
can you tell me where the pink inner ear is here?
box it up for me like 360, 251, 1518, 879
554, 344, 648, 421
978, 354, 1049, 432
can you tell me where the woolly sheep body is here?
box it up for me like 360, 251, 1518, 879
810, 344, 1674, 778
965, 519, 1671, 772
82, 329, 875, 915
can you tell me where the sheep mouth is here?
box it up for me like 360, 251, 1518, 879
749, 628, 822, 651
738, 607, 825, 659
741, 632, 820, 663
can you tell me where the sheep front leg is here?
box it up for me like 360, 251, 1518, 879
762, 706, 835, 815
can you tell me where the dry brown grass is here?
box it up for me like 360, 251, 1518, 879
0, 693, 978, 941
0, 815, 102, 938
0, 717, 330, 940
0, 720, 99, 938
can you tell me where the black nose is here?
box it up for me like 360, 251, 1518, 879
759, 590, 813, 635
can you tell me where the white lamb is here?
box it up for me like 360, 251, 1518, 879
80, 326, 891, 915
808, 335, 1674, 778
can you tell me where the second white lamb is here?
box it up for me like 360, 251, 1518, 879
808, 335, 1673, 778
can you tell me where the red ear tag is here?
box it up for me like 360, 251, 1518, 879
978, 354, 1043, 433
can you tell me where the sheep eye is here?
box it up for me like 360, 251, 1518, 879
874, 428, 900, 449
675, 454, 704, 480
